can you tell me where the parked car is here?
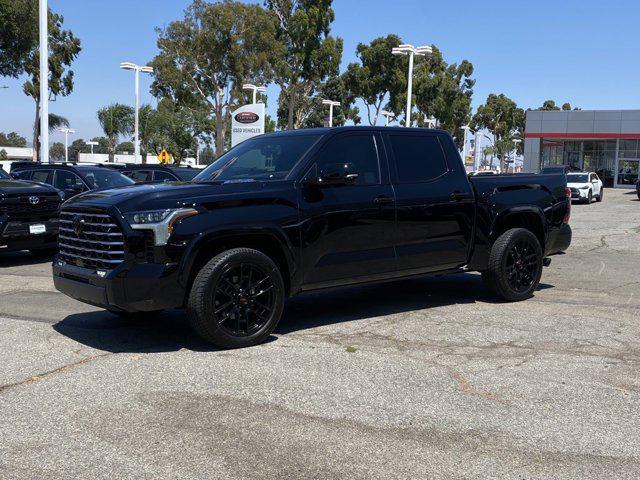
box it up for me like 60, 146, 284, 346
0, 166, 63, 255
566, 172, 604, 204
636, 179, 640, 200
12, 163, 135, 199
53, 127, 572, 349
105, 164, 182, 183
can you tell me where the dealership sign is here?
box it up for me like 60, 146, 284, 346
231, 103, 265, 147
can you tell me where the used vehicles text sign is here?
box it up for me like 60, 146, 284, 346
231, 103, 265, 147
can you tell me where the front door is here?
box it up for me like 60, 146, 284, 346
298, 132, 396, 288
617, 159, 639, 187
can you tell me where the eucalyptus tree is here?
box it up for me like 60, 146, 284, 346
150, 0, 281, 156
472, 93, 525, 171
97, 104, 134, 162
343, 34, 406, 125
0, 0, 38, 77
265, 0, 343, 130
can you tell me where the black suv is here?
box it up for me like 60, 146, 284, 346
13, 163, 134, 199
106, 163, 201, 183
53, 127, 572, 349
0, 167, 63, 255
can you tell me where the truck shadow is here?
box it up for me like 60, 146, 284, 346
0, 251, 54, 267
53, 272, 554, 354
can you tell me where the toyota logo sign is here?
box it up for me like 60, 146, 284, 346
234, 111, 260, 124
72, 216, 86, 236
28, 196, 40, 205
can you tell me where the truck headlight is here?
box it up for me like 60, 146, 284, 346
124, 208, 198, 245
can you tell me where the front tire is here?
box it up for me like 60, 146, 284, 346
583, 190, 592, 204
187, 248, 285, 349
596, 187, 604, 202
482, 228, 543, 302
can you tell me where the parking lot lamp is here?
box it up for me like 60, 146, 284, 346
511, 138, 522, 173
322, 100, 340, 127
391, 44, 432, 127
59, 128, 75, 162
120, 62, 154, 164
381, 110, 394, 126
242, 84, 267, 104
86, 141, 98, 155
461, 125, 471, 162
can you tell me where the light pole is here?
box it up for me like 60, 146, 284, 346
59, 128, 75, 162
381, 110, 394, 126
392, 44, 432, 127
461, 125, 471, 164
426, 117, 437, 129
86, 141, 98, 155
321, 99, 340, 127
39, 0, 48, 163
511, 138, 522, 173
120, 62, 153, 164
242, 83, 267, 104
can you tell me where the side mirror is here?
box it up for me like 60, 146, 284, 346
317, 162, 358, 186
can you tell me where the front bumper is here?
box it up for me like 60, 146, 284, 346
0, 217, 59, 251
52, 257, 185, 312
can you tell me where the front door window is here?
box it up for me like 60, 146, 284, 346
617, 160, 639, 186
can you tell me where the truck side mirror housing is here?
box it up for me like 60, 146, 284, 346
317, 162, 358, 186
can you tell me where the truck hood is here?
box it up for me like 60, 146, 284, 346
62, 180, 278, 212
0, 179, 60, 196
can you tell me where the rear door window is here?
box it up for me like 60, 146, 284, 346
387, 135, 448, 183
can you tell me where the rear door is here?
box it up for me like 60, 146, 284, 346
383, 132, 475, 272
298, 131, 397, 288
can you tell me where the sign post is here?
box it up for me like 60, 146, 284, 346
231, 103, 265, 147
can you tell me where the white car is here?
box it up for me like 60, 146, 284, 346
567, 172, 604, 204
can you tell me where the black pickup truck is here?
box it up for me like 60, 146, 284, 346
1, 167, 63, 255
53, 127, 572, 348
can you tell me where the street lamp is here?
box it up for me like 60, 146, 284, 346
59, 128, 75, 162
391, 44, 432, 127
120, 62, 154, 163
86, 141, 99, 155
39, 0, 48, 162
381, 110, 394, 126
242, 83, 267, 104
511, 138, 522, 173
321, 99, 340, 127
461, 125, 471, 163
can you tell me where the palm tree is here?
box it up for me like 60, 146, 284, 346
97, 104, 134, 162
31, 113, 70, 162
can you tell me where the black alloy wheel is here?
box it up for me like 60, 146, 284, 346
188, 248, 285, 348
213, 263, 276, 337
482, 228, 543, 302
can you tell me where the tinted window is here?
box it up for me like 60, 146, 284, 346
54, 170, 84, 190
31, 170, 52, 184
314, 134, 380, 185
172, 168, 199, 181
153, 170, 177, 182
126, 170, 153, 182
81, 170, 135, 189
0, 168, 9, 179
389, 135, 448, 183
194, 134, 320, 182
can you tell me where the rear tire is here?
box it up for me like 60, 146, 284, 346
482, 228, 543, 302
187, 248, 285, 349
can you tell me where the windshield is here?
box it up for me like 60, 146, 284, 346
0, 168, 9, 179
194, 134, 321, 183
81, 169, 135, 189
567, 174, 589, 183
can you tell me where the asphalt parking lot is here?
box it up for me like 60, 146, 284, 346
1, 188, 639, 479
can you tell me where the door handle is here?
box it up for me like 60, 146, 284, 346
450, 191, 471, 201
373, 195, 394, 205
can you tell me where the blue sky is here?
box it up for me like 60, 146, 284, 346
1, 0, 639, 146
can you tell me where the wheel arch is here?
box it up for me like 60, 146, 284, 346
490, 208, 547, 251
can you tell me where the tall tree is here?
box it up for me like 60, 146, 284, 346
472, 93, 525, 172
265, 0, 343, 130
343, 34, 406, 125
21, 7, 81, 161
0, 0, 38, 77
412, 47, 475, 148
151, 0, 281, 156
68, 138, 86, 162
537, 100, 577, 111
0, 131, 27, 147
97, 104, 134, 162
49, 142, 65, 162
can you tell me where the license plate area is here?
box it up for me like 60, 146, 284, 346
29, 224, 46, 235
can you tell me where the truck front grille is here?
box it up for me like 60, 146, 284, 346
58, 210, 125, 270
0, 196, 61, 219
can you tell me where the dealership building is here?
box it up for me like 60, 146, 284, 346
523, 109, 640, 187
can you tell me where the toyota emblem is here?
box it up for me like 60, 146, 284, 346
72, 216, 85, 236
28, 196, 40, 205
